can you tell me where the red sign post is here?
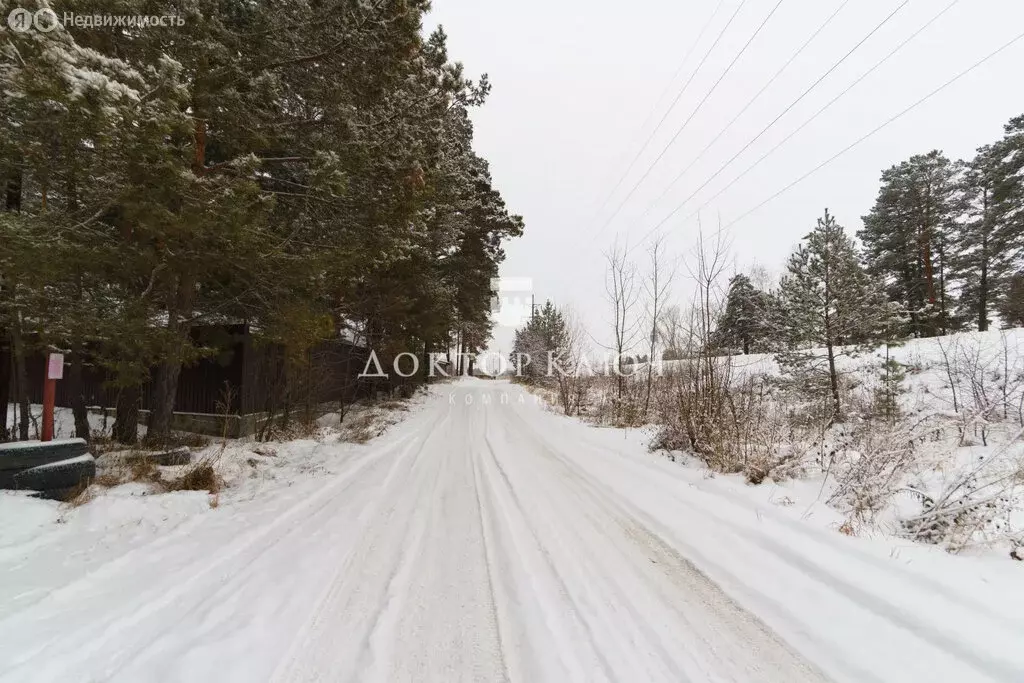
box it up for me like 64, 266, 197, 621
42, 353, 64, 442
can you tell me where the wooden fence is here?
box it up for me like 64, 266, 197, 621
20, 325, 377, 418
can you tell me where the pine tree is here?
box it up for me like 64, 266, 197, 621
874, 305, 909, 424
1, 3, 193, 440
948, 114, 1024, 330
998, 273, 1024, 327
874, 356, 908, 423
511, 301, 569, 383
951, 147, 1012, 331
859, 151, 959, 337
715, 274, 774, 354
0, 1, 524, 442
779, 210, 899, 422
992, 115, 1024, 241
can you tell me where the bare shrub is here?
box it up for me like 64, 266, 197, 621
653, 356, 732, 463
645, 227, 823, 482
160, 459, 221, 493
934, 332, 1024, 444
589, 372, 646, 427
89, 450, 158, 490
62, 481, 97, 508
147, 431, 211, 451
87, 435, 127, 458
128, 457, 161, 483
92, 471, 125, 488
652, 359, 819, 484
901, 427, 1024, 552
642, 234, 677, 418
337, 392, 415, 443
826, 417, 930, 526
340, 411, 379, 443
552, 308, 593, 417
649, 228, 741, 461
98, 445, 223, 495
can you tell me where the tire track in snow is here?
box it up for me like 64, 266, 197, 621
564, 420, 1019, 631
667, 496, 1024, 682
270, 405, 454, 683
1, 393, 449, 682
499, 418, 889, 683
467, 407, 511, 682
500, 400, 831, 682
526, 407, 1024, 683
0, 431, 424, 682
0, 437, 387, 623
544, 451, 886, 683
366, 393, 507, 682
487, 411, 695, 681
358, 409, 450, 681
478, 428, 616, 681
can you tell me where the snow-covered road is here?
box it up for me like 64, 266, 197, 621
2, 380, 1023, 682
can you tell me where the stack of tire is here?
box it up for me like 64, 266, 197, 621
0, 439, 96, 501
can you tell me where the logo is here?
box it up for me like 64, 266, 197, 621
33, 8, 58, 32
6, 8, 32, 32
6, 8, 183, 31
7, 8, 59, 32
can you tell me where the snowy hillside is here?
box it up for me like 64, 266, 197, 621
608, 328, 1024, 559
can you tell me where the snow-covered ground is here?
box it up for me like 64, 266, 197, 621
4, 403, 135, 443
1, 379, 1023, 682
618, 328, 1024, 555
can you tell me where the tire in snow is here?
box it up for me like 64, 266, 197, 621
125, 446, 192, 467
12, 454, 96, 495
0, 438, 89, 489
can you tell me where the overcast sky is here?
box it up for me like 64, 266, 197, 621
423, 0, 1024, 356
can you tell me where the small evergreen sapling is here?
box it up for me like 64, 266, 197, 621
777, 210, 902, 423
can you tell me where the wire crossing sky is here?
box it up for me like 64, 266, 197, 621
424, 0, 1024, 353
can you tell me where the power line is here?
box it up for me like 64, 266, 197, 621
637, 0, 851, 223
592, 0, 736, 223
721, 28, 1024, 230
624, 0, 911, 253
673, 0, 958, 231
598, 0, 786, 237
632, 0, 727, 136
591, 0, 751, 236
588, 0, 725, 217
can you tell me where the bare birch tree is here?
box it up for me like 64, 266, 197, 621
643, 234, 676, 417
657, 305, 685, 360
553, 306, 592, 415
604, 243, 640, 400
676, 221, 732, 456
